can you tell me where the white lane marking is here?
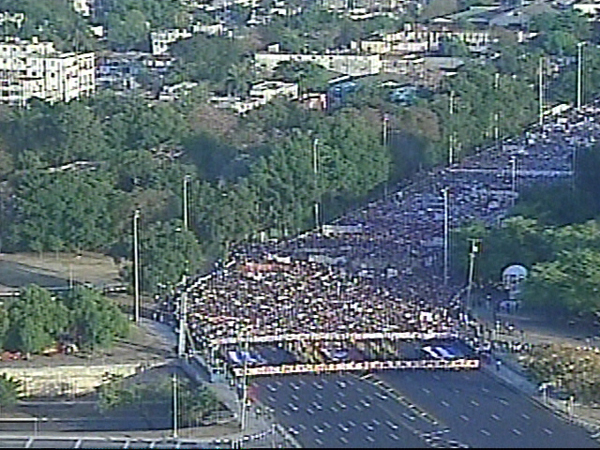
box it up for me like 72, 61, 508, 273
390, 433, 399, 441
491, 414, 500, 421
513, 428, 522, 436
386, 420, 399, 430
441, 400, 450, 407
460, 414, 470, 422
543, 428, 553, 435
470, 399, 480, 407
521, 413, 530, 420
480, 429, 491, 436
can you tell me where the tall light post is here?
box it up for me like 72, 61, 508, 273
466, 238, 480, 311
577, 42, 586, 110
449, 91, 454, 165
538, 57, 544, 127
382, 114, 388, 148
183, 174, 191, 231
313, 138, 320, 231
133, 209, 140, 324
494, 73, 500, 148
511, 156, 517, 207
172, 371, 178, 439
239, 329, 250, 431
442, 187, 449, 285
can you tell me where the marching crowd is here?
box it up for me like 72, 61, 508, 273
172, 101, 600, 363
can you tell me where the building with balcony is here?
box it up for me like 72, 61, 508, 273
0, 37, 95, 105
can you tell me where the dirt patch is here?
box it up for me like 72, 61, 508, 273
0, 252, 122, 291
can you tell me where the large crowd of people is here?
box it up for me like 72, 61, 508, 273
169, 101, 600, 364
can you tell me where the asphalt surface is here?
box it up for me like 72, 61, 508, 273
254, 372, 447, 448
253, 369, 600, 448
380, 369, 599, 448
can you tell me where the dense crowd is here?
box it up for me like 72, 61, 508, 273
173, 101, 600, 358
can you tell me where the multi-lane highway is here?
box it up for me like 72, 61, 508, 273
255, 372, 461, 448
254, 370, 600, 448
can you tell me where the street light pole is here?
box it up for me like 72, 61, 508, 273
240, 332, 249, 431
172, 371, 178, 439
538, 57, 544, 128
442, 187, 449, 285
577, 42, 585, 110
466, 239, 480, 311
449, 91, 454, 165
511, 156, 517, 207
313, 138, 320, 231
183, 175, 191, 231
133, 209, 140, 324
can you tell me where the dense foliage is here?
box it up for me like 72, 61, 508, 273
0, 285, 129, 355
521, 344, 600, 404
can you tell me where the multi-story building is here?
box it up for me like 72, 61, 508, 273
255, 44, 383, 77
354, 25, 491, 55
71, 0, 93, 17
0, 37, 95, 105
150, 23, 225, 56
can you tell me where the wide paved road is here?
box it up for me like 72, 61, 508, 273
380, 369, 599, 448
254, 373, 461, 448
253, 370, 599, 448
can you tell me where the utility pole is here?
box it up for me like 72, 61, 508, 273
449, 91, 454, 165
494, 73, 500, 148
442, 187, 449, 285
511, 156, 517, 207
466, 238, 480, 310
383, 114, 388, 148
539, 57, 544, 128
133, 209, 140, 324
177, 289, 187, 359
240, 332, 249, 431
183, 175, 191, 231
313, 138, 320, 231
172, 371, 178, 439
577, 42, 585, 110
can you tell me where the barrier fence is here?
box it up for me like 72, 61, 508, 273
214, 331, 458, 346
232, 358, 480, 377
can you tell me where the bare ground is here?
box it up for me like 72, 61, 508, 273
0, 252, 122, 292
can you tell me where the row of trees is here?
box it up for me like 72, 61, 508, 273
98, 373, 223, 427
0, 285, 129, 355
452, 143, 600, 318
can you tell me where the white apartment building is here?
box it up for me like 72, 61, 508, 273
255, 45, 382, 77
249, 80, 298, 102
354, 27, 491, 55
150, 23, 225, 55
0, 37, 95, 105
71, 0, 93, 16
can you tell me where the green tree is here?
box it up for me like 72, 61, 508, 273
0, 374, 22, 409
5, 285, 68, 355
63, 287, 129, 350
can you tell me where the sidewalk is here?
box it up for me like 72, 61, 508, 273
472, 303, 600, 438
